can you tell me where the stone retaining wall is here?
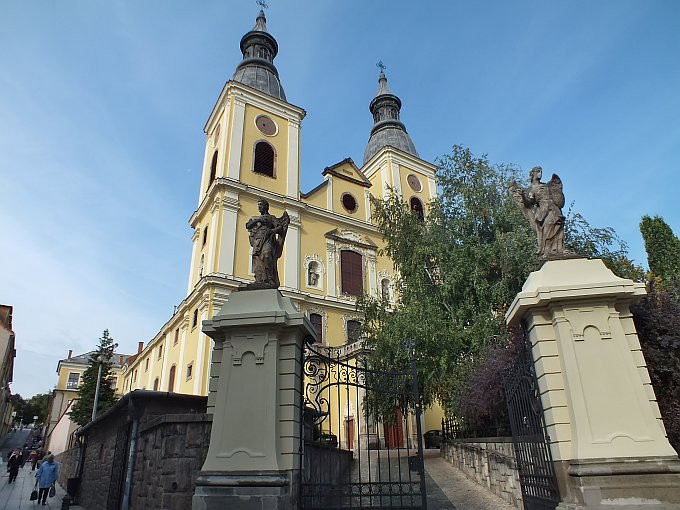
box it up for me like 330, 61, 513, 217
441, 438, 523, 508
55, 446, 78, 491
130, 413, 212, 510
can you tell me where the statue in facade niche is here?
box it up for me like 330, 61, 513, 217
245, 199, 289, 289
511, 166, 566, 260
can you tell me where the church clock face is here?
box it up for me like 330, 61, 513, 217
407, 174, 422, 192
255, 115, 278, 136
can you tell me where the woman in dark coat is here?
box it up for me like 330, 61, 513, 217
7, 450, 20, 483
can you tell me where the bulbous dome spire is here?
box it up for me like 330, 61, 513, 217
232, 9, 286, 101
363, 71, 418, 164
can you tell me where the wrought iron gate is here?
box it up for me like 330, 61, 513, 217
106, 421, 131, 510
300, 339, 427, 509
504, 325, 561, 510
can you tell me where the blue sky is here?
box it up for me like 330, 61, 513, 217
1, 1, 678, 397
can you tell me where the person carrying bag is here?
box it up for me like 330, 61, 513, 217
30, 481, 38, 501
34, 454, 59, 506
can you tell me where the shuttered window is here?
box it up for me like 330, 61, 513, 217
341, 250, 363, 296
253, 141, 275, 177
310, 313, 323, 343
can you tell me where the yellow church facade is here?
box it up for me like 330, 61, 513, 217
120, 9, 443, 435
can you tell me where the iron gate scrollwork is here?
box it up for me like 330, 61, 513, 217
504, 324, 561, 510
300, 338, 427, 509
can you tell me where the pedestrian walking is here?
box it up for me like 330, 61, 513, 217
20, 443, 29, 467
7, 450, 20, 483
28, 449, 38, 470
35, 454, 58, 506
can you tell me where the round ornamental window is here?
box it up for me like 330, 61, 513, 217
255, 115, 278, 136
407, 174, 422, 192
341, 193, 358, 213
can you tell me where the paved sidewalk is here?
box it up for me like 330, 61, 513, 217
0, 459, 83, 510
424, 450, 516, 510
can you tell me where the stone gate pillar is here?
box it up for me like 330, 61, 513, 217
506, 258, 680, 509
192, 289, 313, 510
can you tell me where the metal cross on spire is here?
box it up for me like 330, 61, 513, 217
376, 61, 387, 72
256, 0, 269, 9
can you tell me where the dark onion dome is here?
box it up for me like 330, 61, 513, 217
232, 9, 286, 101
363, 71, 418, 164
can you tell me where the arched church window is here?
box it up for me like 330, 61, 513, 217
153, 378, 159, 391
253, 141, 275, 177
308, 262, 320, 287
310, 313, 323, 343
168, 365, 176, 392
209, 150, 218, 187
410, 197, 424, 221
381, 279, 390, 302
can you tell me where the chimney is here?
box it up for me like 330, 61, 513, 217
137, 341, 144, 354
68, 350, 72, 359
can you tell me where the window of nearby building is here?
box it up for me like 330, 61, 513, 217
192, 309, 199, 329
153, 378, 159, 391
347, 320, 362, 343
158, 344, 163, 360
341, 193, 358, 213
168, 365, 176, 392
410, 197, 424, 221
310, 313, 323, 343
186, 362, 193, 380
202, 226, 208, 247
253, 141, 275, 177
209, 150, 218, 187
340, 250, 363, 296
145, 358, 149, 372
110, 377, 118, 391
133, 369, 137, 382
174, 328, 179, 346
381, 278, 391, 302
67, 372, 79, 390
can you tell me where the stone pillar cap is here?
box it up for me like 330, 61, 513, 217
506, 258, 646, 325
202, 288, 312, 338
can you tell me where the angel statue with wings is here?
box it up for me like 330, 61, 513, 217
245, 198, 290, 289
511, 166, 566, 260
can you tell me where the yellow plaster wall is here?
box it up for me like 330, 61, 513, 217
239, 105, 288, 195
302, 184, 327, 209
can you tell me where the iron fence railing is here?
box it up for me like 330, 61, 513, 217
441, 416, 511, 441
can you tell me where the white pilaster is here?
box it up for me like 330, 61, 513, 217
216, 101, 230, 178
326, 176, 333, 211
390, 159, 402, 195
217, 193, 240, 276
380, 163, 390, 199
193, 306, 209, 395
206, 198, 220, 274
160, 333, 170, 392
364, 189, 372, 223
227, 98, 246, 181
197, 139, 212, 205
368, 254, 377, 298
283, 210, 301, 290
177, 316, 188, 392
286, 119, 300, 199
428, 177, 437, 199
187, 230, 200, 295
326, 241, 336, 297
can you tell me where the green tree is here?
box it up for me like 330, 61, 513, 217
69, 329, 119, 426
360, 145, 640, 420
23, 394, 49, 425
640, 215, 680, 286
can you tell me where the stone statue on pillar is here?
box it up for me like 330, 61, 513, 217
511, 166, 566, 261
245, 198, 289, 289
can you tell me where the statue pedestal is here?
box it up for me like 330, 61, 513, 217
507, 259, 680, 509
192, 289, 312, 510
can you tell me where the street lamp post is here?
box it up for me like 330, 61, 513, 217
91, 355, 105, 422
